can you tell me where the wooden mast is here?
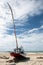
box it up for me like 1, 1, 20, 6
7, 2, 18, 50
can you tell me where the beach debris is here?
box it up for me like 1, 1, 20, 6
37, 57, 43, 59
0, 56, 9, 59
6, 62, 16, 65
6, 59, 15, 63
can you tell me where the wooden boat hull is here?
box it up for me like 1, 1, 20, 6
10, 52, 26, 59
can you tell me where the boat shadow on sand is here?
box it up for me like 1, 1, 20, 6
11, 57, 30, 63
7, 57, 30, 63
14, 57, 30, 63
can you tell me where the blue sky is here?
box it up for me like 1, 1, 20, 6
0, 0, 43, 51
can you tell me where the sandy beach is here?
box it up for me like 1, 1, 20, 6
0, 52, 43, 65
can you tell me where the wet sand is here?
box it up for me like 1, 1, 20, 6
0, 52, 43, 65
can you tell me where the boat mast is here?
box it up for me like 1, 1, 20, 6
7, 2, 18, 50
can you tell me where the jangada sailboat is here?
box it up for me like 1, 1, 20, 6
7, 2, 26, 59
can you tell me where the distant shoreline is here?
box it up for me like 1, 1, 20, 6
0, 51, 43, 53
25, 51, 43, 53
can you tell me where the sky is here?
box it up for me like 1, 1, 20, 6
0, 0, 43, 51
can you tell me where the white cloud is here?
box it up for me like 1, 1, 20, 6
3, 0, 43, 26
18, 25, 43, 51
40, 25, 43, 29
6, 0, 43, 19
22, 25, 43, 34
1, 0, 43, 19
0, 0, 43, 26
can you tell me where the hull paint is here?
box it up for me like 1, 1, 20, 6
10, 52, 26, 59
